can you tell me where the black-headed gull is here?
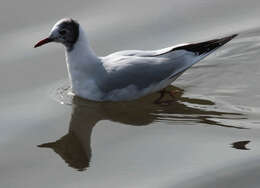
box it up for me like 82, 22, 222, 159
34, 18, 237, 102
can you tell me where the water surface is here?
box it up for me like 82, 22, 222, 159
1, 0, 260, 187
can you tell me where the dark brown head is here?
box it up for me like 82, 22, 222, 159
34, 18, 79, 51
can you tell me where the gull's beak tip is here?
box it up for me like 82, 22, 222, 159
34, 37, 53, 48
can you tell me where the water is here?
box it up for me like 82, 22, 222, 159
1, 0, 260, 187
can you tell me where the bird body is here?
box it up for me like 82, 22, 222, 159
35, 18, 237, 101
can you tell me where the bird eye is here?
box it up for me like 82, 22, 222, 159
59, 30, 67, 35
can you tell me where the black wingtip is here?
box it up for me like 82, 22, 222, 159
227, 34, 238, 41
219, 33, 238, 45
228, 34, 238, 39
231, 33, 239, 38
171, 34, 238, 56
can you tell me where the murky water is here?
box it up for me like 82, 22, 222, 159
1, 0, 260, 187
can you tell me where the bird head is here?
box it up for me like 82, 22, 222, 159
34, 18, 79, 51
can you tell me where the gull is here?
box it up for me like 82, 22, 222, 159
34, 18, 237, 102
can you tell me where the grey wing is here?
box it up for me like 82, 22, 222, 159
99, 47, 190, 93
99, 34, 237, 92
99, 54, 190, 92
108, 34, 237, 58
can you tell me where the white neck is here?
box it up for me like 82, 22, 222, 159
66, 26, 99, 66
65, 26, 102, 100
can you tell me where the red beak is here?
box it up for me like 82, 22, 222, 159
34, 37, 54, 48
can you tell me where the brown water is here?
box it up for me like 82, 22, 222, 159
1, 0, 260, 187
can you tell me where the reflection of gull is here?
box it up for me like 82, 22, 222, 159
34, 18, 237, 101
39, 86, 244, 171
